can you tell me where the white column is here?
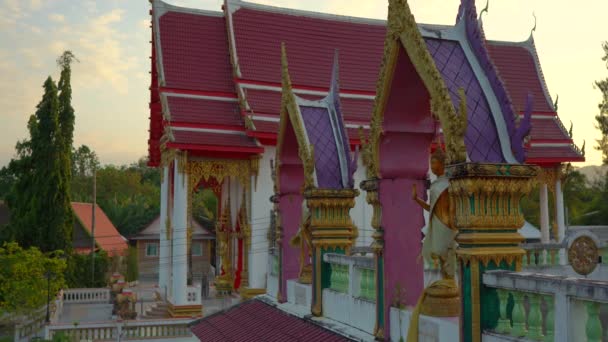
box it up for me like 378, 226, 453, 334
171, 160, 188, 305
540, 183, 550, 244
249, 148, 274, 288
159, 166, 169, 298
555, 178, 567, 264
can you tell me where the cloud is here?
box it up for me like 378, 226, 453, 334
48, 13, 65, 23
46, 9, 139, 94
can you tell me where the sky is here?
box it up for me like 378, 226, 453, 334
0, 0, 606, 168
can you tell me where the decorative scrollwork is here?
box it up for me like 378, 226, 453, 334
568, 236, 599, 276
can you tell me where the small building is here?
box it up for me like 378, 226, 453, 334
132, 216, 215, 281
71, 202, 129, 256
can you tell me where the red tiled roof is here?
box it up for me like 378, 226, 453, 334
486, 42, 553, 113
526, 145, 585, 163
170, 130, 262, 151
232, 7, 385, 92
166, 96, 243, 126
158, 12, 235, 93
530, 117, 570, 141
71, 203, 128, 257
190, 299, 351, 342
244, 88, 373, 125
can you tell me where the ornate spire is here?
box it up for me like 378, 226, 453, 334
512, 93, 533, 163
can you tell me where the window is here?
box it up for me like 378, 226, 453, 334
192, 242, 203, 256
145, 243, 158, 257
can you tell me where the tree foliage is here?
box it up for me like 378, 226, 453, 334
0, 242, 66, 320
3, 52, 76, 252
65, 250, 109, 288
596, 41, 608, 164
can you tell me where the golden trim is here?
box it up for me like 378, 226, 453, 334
456, 247, 525, 268
456, 233, 524, 245
240, 287, 266, 300
312, 247, 322, 317
363, 0, 468, 179
275, 43, 316, 189
167, 303, 202, 318
471, 260, 480, 342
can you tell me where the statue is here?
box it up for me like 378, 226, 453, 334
412, 147, 457, 279
407, 147, 460, 342
289, 202, 313, 284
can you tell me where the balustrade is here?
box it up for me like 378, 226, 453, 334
45, 319, 194, 341
521, 243, 563, 267
483, 270, 608, 342
271, 253, 279, 276
63, 288, 111, 304
323, 253, 376, 334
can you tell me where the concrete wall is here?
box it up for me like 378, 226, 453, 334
323, 289, 376, 335
389, 307, 459, 342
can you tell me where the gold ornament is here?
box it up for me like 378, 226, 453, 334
568, 236, 599, 276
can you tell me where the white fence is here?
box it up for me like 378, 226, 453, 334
63, 288, 111, 304
44, 318, 194, 341
13, 295, 63, 342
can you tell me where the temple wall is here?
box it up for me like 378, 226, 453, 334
352, 155, 374, 248
249, 147, 275, 289
389, 307, 459, 342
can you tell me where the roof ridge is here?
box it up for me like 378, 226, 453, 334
152, 0, 223, 18
231, 0, 386, 26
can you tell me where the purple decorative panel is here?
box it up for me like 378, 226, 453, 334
426, 38, 504, 163
300, 106, 343, 189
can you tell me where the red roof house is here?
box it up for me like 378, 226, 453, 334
71, 202, 128, 256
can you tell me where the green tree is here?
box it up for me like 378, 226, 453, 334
595, 42, 608, 163
65, 250, 109, 288
55, 51, 77, 247
0, 242, 66, 321
70, 145, 100, 202
94, 164, 159, 237
6, 78, 66, 251
5, 51, 77, 252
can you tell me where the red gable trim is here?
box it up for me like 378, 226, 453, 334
166, 142, 264, 154
160, 87, 238, 99
530, 139, 573, 144
527, 157, 586, 164
237, 78, 376, 96
170, 122, 246, 132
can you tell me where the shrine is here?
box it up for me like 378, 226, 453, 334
147, 0, 591, 340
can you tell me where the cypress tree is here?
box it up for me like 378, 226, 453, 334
5, 52, 77, 252
55, 51, 77, 252
7, 77, 63, 250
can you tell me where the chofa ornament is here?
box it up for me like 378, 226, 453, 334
568, 236, 599, 276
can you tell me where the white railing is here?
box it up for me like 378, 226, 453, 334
44, 318, 194, 340
63, 288, 111, 304
13, 295, 64, 342
186, 285, 201, 304
521, 243, 564, 267
323, 253, 376, 334
483, 270, 608, 342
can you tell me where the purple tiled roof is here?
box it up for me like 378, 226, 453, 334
426, 39, 504, 163
189, 299, 351, 342
300, 106, 343, 189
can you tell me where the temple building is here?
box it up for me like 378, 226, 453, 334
146, 0, 588, 340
